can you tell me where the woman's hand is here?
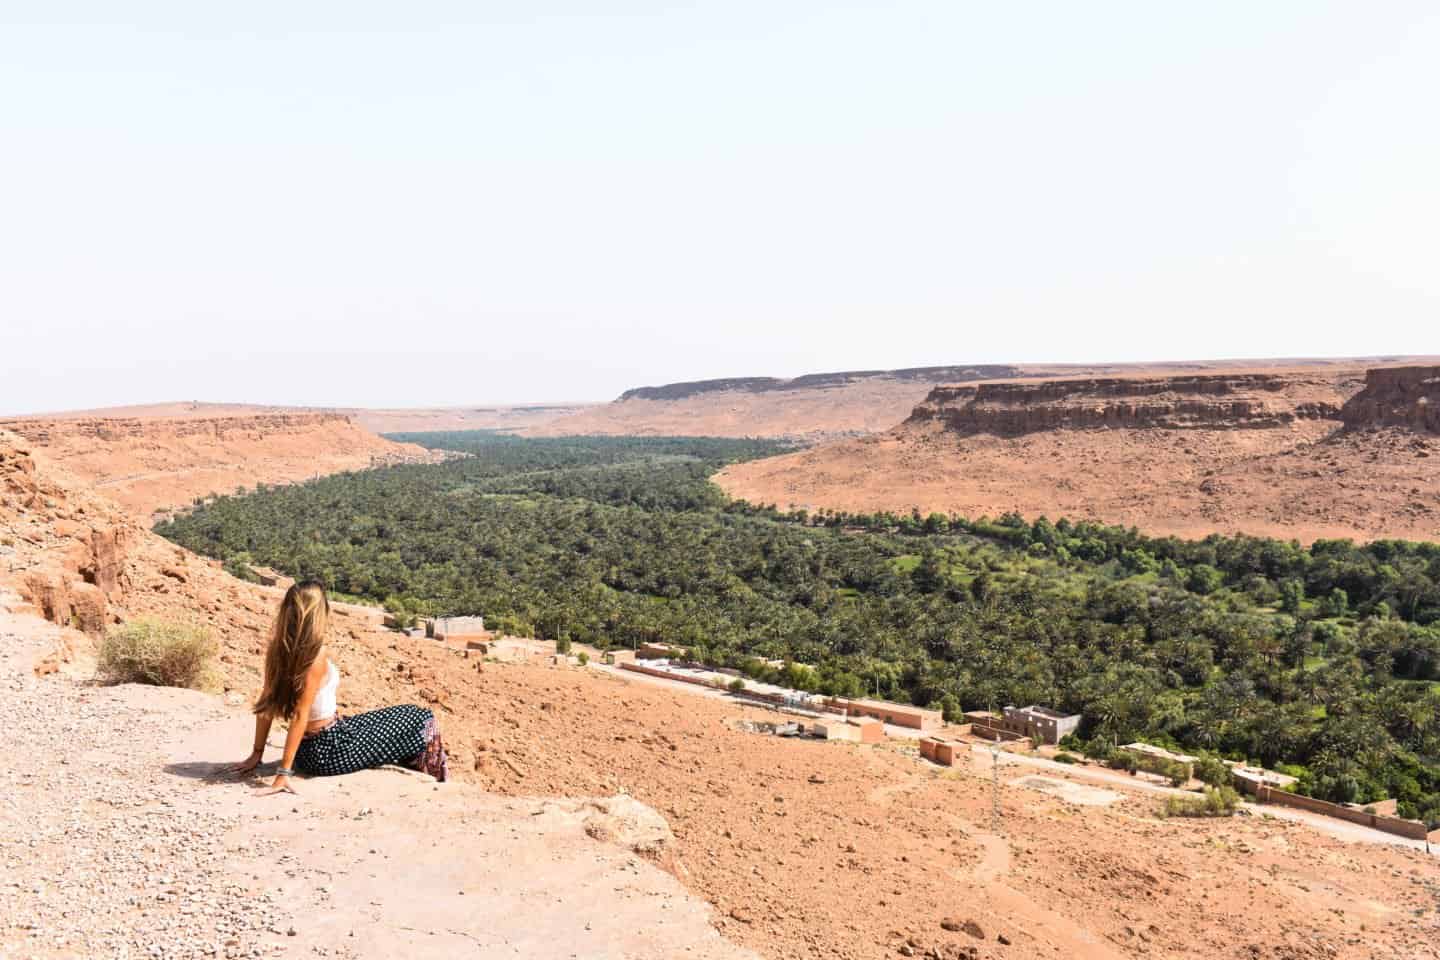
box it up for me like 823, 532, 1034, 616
231, 749, 264, 775
265, 773, 297, 796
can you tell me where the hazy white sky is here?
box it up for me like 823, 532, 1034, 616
3, 2, 1437, 413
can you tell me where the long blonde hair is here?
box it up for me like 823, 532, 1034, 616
254, 580, 330, 720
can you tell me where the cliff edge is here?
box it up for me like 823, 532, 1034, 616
1341, 366, 1440, 433
908, 373, 1348, 435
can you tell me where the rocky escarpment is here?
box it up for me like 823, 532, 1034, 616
2, 412, 360, 444
908, 373, 1349, 436
1, 431, 138, 640
1340, 366, 1440, 433
618, 365, 1022, 402
0, 412, 439, 518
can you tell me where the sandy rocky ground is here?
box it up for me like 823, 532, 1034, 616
0, 610, 755, 960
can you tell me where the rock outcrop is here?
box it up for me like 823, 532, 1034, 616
908, 373, 1347, 436
1, 431, 138, 636
1340, 366, 1440, 434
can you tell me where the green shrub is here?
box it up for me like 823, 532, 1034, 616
1053, 753, 1078, 764
222, 551, 260, 583
576, 652, 589, 666
1108, 753, 1138, 773
1193, 756, 1231, 787
728, 677, 747, 693
1161, 786, 1239, 818
99, 619, 217, 690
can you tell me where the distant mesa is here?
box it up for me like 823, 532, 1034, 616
616, 365, 1023, 403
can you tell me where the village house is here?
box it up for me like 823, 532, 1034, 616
812, 717, 884, 744
963, 706, 1080, 744
827, 697, 943, 731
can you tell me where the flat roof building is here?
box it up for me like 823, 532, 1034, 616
812, 717, 884, 744
828, 697, 943, 731
989, 705, 1082, 745
1229, 763, 1299, 795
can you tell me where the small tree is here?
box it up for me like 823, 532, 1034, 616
1279, 579, 1305, 615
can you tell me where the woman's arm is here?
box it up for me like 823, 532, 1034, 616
269, 654, 328, 794
231, 714, 274, 774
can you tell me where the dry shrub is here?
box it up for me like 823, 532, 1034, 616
1160, 785, 1239, 818
98, 618, 218, 689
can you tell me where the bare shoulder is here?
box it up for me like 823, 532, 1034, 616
306, 649, 331, 683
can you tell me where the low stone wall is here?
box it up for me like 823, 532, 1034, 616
619, 662, 720, 689
920, 738, 962, 766
969, 722, 1027, 743
1253, 785, 1430, 841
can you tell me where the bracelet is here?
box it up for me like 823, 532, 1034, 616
276, 767, 296, 778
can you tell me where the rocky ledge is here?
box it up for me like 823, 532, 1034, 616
0, 412, 360, 444
908, 373, 1347, 436
1340, 366, 1440, 434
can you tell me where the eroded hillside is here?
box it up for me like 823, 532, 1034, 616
0, 411, 438, 520
715, 366, 1440, 542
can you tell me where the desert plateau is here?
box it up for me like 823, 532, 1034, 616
716, 364, 1440, 543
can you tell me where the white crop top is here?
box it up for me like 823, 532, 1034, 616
308, 661, 339, 722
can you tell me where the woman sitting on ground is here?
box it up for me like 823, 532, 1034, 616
234, 580, 447, 791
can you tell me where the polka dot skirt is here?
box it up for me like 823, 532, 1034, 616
294, 704, 447, 781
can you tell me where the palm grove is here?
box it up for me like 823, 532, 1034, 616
155, 433, 1440, 825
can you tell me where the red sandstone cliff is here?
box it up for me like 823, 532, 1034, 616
908, 373, 1353, 436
